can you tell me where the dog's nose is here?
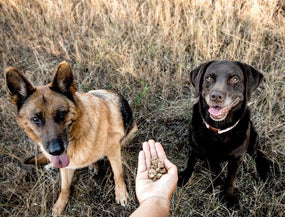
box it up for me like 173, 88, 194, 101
47, 139, 65, 156
210, 90, 225, 103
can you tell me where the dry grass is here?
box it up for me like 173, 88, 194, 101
0, 0, 284, 216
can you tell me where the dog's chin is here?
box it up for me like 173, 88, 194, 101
210, 113, 228, 121
208, 98, 240, 122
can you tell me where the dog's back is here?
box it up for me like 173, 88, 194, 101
88, 90, 136, 136
87, 90, 138, 147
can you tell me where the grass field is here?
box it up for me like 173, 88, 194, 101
0, 0, 284, 216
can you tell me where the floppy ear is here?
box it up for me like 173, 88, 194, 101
190, 61, 215, 97
50, 61, 77, 101
6, 67, 35, 110
235, 62, 264, 100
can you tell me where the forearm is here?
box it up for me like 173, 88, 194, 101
130, 198, 170, 217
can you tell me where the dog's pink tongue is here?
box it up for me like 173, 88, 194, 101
50, 153, 70, 168
209, 107, 223, 116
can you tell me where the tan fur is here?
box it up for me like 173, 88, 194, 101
6, 61, 137, 215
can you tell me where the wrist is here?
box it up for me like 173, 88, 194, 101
131, 196, 170, 217
140, 196, 170, 209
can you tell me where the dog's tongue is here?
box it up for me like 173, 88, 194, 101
209, 106, 223, 116
50, 153, 70, 168
208, 99, 240, 120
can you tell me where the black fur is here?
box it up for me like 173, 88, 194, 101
118, 94, 134, 134
178, 61, 272, 205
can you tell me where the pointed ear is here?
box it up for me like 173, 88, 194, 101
235, 62, 264, 100
50, 61, 77, 101
190, 61, 215, 97
6, 67, 35, 110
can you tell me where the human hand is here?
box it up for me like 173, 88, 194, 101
135, 140, 178, 204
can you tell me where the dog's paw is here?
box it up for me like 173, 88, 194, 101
52, 202, 66, 216
224, 194, 240, 209
52, 193, 69, 216
115, 189, 129, 206
220, 188, 240, 209
44, 163, 55, 171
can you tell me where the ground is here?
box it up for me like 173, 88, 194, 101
0, 1, 284, 216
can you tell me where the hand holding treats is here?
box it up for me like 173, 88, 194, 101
131, 140, 178, 217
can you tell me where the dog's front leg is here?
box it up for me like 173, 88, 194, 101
224, 159, 242, 201
52, 168, 75, 215
107, 147, 129, 206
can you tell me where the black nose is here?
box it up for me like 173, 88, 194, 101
210, 90, 225, 103
47, 139, 65, 156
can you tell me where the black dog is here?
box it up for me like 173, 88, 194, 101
178, 60, 271, 203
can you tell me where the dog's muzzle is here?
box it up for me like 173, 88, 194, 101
208, 98, 240, 121
47, 138, 70, 168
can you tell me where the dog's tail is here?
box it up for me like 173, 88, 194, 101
24, 153, 49, 165
120, 122, 138, 147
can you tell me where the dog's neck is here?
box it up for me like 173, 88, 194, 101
202, 118, 240, 134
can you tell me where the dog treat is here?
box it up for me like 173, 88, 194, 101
148, 157, 167, 181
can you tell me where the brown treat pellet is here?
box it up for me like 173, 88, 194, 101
148, 157, 167, 180
148, 168, 157, 179
156, 173, 162, 179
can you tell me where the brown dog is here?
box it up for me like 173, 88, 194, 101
178, 61, 272, 205
6, 61, 138, 215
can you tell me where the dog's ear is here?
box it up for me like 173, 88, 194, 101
50, 61, 77, 101
6, 67, 35, 110
235, 62, 264, 100
190, 61, 214, 97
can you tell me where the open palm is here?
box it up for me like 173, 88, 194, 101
135, 140, 178, 203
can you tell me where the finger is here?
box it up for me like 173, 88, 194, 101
164, 159, 178, 177
143, 142, 151, 169
148, 139, 158, 159
155, 142, 167, 161
137, 151, 146, 173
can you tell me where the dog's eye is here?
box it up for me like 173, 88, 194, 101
32, 117, 42, 126
229, 76, 239, 84
205, 75, 214, 82
58, 111, 66, 119
56, 111, 68, 122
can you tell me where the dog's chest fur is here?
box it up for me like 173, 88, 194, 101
66, 92, 125, 168
191, 103, 251, 161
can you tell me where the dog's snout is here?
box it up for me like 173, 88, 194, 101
47, 139, 65, 156
210, 90, 225, 103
